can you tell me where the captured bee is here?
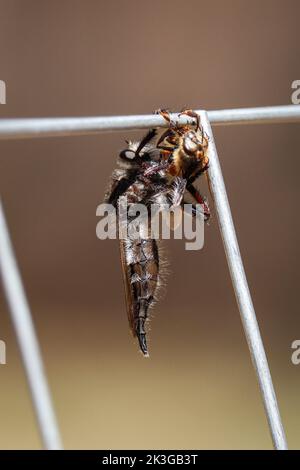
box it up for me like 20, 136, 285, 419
104, 109, 210, 356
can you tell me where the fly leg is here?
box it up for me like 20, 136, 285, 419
155, 108, 176, 127
186, 183, 210, 221
187, 159, 210, 186
135, 128, 157, 157
178, 109, 200, 131
181, 200, 207, 222
156, 133, 177, 162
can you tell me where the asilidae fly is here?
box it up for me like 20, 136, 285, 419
105, 109, 210, 356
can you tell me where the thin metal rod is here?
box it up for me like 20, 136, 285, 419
0, 199, 63, 450
201, 111, 288, 450
0, 105, 299, 140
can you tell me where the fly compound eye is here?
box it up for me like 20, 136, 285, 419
119, 149, 137, 160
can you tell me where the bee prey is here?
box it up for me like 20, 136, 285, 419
104, 109, 210, 356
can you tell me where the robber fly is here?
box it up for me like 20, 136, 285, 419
104, 109, 210, 357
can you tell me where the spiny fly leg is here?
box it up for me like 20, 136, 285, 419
187, 183, 210, 221
179, 109, 200, 131
187, 160, 210, 186
155, 108, 177, 128
135, 128, 157, 157
182, 199, 208, 221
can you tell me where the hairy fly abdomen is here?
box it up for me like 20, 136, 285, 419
122, 235, 159, 357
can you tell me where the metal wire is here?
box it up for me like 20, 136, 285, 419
0, 104, 294, 449
0, 199, 63, 450
201, 111, 288, 450
0, 105, 299, 140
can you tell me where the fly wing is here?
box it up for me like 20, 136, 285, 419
119, 236, 136, 336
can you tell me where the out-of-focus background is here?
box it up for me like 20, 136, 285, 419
0, 0, 299, 450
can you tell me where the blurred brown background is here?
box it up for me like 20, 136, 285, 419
0, 0, 299, 450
